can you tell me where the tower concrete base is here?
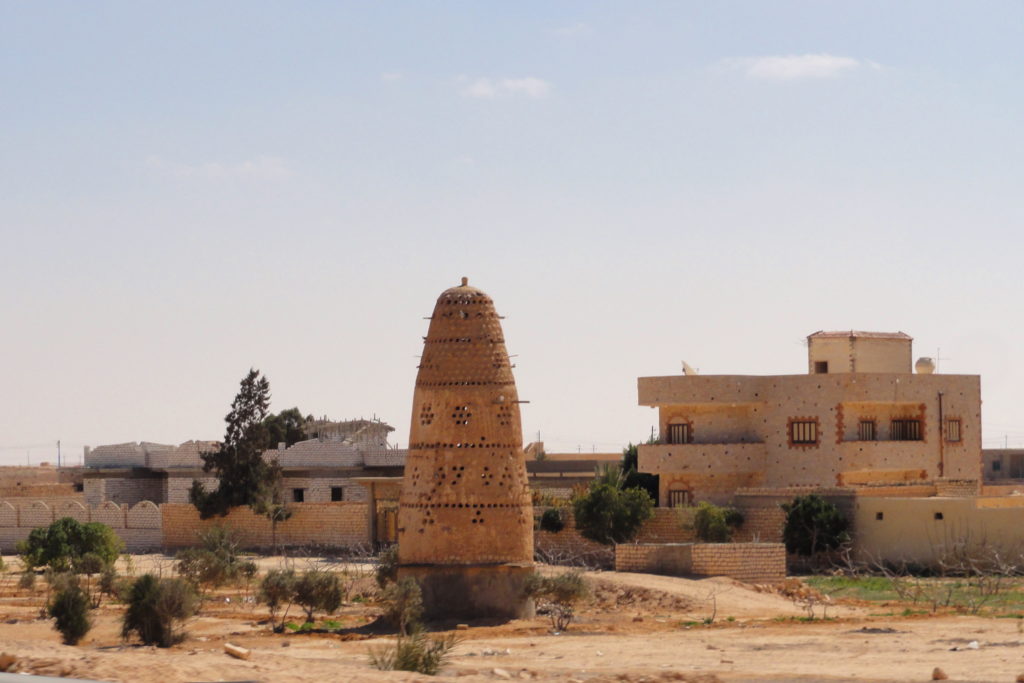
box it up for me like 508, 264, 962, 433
399, 563, 535, 621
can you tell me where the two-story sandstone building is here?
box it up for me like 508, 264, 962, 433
638, 331, 981, 506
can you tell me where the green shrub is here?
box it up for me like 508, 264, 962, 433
239, 560, 258, 580
48, 578, 92, 645
524, 571, 589, 631
121, 574, 199, 647
368, 627, 459, 676
176, 548, 233, 590
258, 568, 297, 632
375, 546, 399, 588
691, 502, 744, 542
782, 495, 850, 557
292, 569, 342, 624
99, 564, 119, 599
381, 577, 423, 636
176, 526, 250, 591
539, 508, 565, 533
572, 467, 654, 545
18, 518, 123, 571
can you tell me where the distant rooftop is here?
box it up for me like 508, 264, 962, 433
807, 330, 913, 341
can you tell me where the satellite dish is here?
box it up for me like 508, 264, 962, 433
682, 361, 699, 376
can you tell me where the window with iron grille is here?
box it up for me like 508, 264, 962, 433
858, 420, 876, 441
668, 490, 692, 508
890, 419, 921, 441
790, 419, 819, 445
667, 422, 692, 445
944, 419, 961, 443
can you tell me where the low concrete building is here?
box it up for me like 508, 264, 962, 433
82, 419, 406, 506
638, 331, 981, 506
982, 449, 1024, 482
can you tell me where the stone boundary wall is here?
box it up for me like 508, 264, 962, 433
160, 503, 369, 550
854, 484, 937, 498
0, 500, 162, 552
0, 484, 82, 499
534, 508, 694, 566
934, 479, 980, 497
615, 542, 785, 583
534, 510, 609, 566
615, 543, 692, 575
691, 543, 786, 583
0, 500, 370, 553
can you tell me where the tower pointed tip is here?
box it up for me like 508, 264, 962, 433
461, 276, 468, 286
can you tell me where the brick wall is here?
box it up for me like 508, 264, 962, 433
935, 479, 980, 497
637, 508, 697, 543
614, 542, 786, 583
534, 508, 694, 567
690, 543, 786, 583
735, 504, 786, 543
615, 543, 692, 574
160, 502, 369, 550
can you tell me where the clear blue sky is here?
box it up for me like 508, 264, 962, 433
2, 2, 1023, 464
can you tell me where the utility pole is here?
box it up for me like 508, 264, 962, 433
57, 440, 61, 468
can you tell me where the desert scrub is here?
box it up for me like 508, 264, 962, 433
292, 568, 342, 625
48, 578, 92, 645
369, 627, 459, 676
525, 571, 590, 631
258, 568, 297, 632
380, 577, 424, 636
121, 574, 198, 647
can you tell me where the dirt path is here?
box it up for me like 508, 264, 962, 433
0, 562, 1019, 682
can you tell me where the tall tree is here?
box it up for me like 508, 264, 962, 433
190, 369, 282, 519
262, 407, 307, 449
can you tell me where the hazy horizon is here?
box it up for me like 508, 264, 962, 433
3, 2, 1023, 466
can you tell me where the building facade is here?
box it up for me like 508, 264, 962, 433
638, 331, 982, 506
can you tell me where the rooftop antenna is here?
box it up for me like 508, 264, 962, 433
936, 347, 951, 373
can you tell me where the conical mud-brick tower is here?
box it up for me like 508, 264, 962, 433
398, 277, 534, 620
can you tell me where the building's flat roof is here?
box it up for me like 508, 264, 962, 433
808, 330, 912, 341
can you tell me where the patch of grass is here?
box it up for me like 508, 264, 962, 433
804, 575, 899, 602
323, 619, 342, 629
680, 620, 700, 627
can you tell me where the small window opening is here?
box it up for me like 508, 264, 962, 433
667, 423, 692, 445
890, 419, 922, 441
292, 488, 305, 503
331, 486, 343, 502
814, 361, 829, 374
875, 512, 884, 521
790, 419, 819, 445
934, 512, 944, 521
945, 418, 962, 443
668, 490, 692, 508
993, 460, 1003, 472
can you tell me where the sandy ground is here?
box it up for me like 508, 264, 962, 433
0, 556, 1022, 682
